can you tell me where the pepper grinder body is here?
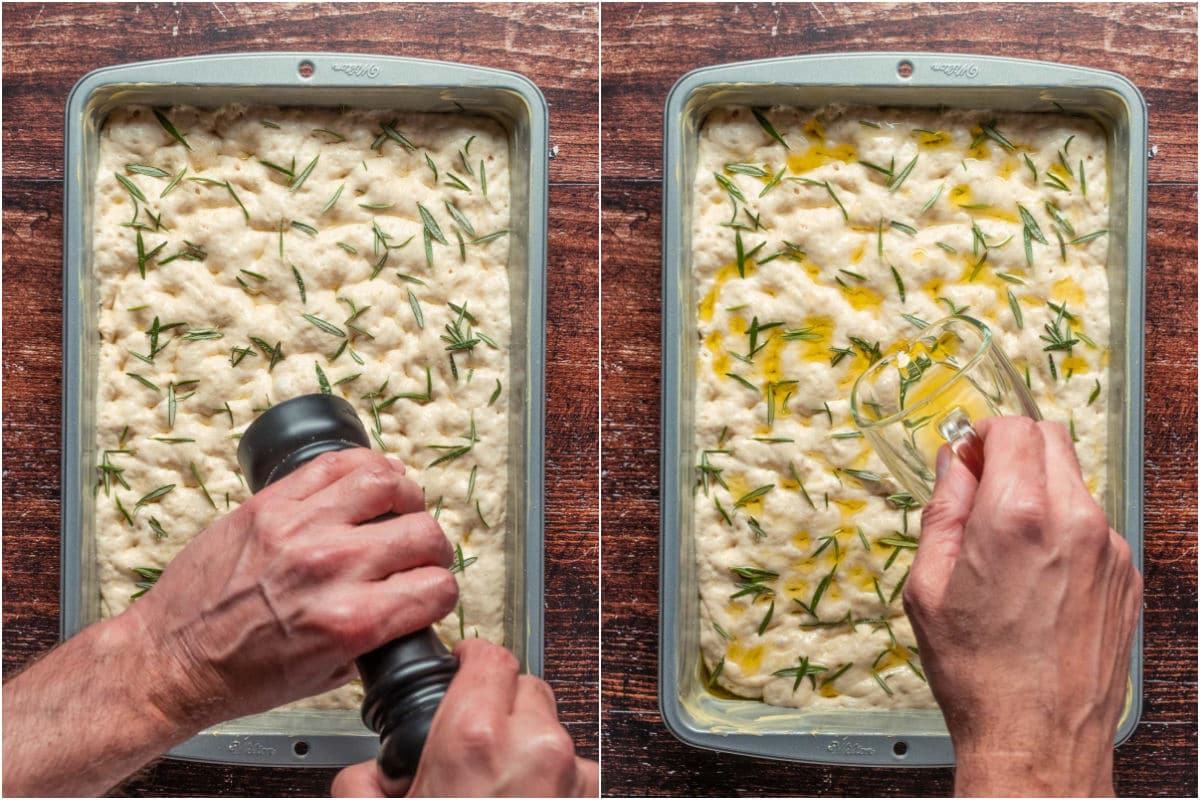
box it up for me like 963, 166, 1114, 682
237, 394, 458, 788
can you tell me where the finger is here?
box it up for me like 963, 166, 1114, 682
513, 674, 559, 719
907, 445, 979, 612
347, 511, 454, 579
573, 757, 600, 797
304, 462, 427, 525
331, 759, 388, 797
1038, 419, 1091, 501
970, 416, 1048, 541
440, 639, 521, 724
264, 448, 406, 502
345, 567, 460, 656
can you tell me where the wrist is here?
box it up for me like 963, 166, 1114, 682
954, 738, 1114, 797
2, 613, 208, 797
116, 602, 225, 736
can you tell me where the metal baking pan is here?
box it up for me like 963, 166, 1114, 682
62, 53, 547, 767
660, 52, 1146, 767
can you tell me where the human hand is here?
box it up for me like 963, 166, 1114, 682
903, 417, 1141, 797
124, 448, 459, 730
332, 640, 599, 798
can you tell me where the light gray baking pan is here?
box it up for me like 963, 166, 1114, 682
660, 52, 1146, 767
62, 52, 547, 767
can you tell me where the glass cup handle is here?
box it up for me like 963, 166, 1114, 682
936, 407, 985, 480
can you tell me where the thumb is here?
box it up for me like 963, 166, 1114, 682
906, 445, 979, 612
573, 757, 600, 797
331, 758, 398, 797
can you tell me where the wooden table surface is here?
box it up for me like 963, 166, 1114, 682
600, 3, 1197, 797
1, 3, 598, 796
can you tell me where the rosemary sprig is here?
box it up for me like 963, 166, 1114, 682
1040, 304, 1079, 353
757, 599, 775, 634
302, 313, 347, 338
459, 229, 503, 249
1023, 153, 1038, 182
375, 119, 416, 152
707, 657, 725, 688
130, 566, 163, 599
115, 173, 147, 204
126, 163, 171, 178
760, 166, 785, 197
322, 184, 345, 215
1008, 289, 1024, 328
444, 172, 471, 192
260, 158, 295, 178
426, 414, 479, 467
751, 108, 789, 149
147, 517, 168, 540
166, 382, 177, 428
182, 327, 223, 341
153, 108, 191, 150
889, 566, 910, 604
980, 119, 1015, 151
312, 127, 346, 142
889, 154, 918, 192
134, 484, 175, 511
445, 200, 476, 237
449, 543, 478, 574
314, 362, 332, 395
726, 162, 768, 177
1070, 229, 1108, 245
290, 154, 319, 193
729, 566, 778, 601
249, 337, 284, 371
734, 484, 774, 508
289, 264, 307, 304
189, 462, 216, 510
920, 182, 944, 215
793, 177, 848, 221
407, 289, 424, 329
773, 656, 827, 692
161, 166, 187, 197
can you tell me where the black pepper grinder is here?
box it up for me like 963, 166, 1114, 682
237, 393, 457, 791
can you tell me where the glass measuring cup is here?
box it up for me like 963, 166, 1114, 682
850, 315, 1041, 504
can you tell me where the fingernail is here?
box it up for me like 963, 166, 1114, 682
936, 446, 951, 479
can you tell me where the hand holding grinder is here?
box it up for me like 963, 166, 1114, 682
238, 394, 457, 792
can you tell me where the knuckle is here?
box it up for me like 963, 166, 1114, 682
1004, 415, 1041, 439
920, 497, 964, 536
1037, 419, 1070, 442
354, 462, 398, 497
428, 569, 461, 611
288, 541, 347, 582
306, 449, 353, 483
396, 515, 451, 566
458, 717, 503, 756
404, 513, 451, 563
901, 578, 930, 619
321, 601, 373, 654
522, 726, 575, 769
996, 493, 1046, 537
1064, 502, 1108, 540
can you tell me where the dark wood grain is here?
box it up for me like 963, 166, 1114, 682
600, 3, 1197, 796
600, 2, 1196, 185
2, 2, 597, 796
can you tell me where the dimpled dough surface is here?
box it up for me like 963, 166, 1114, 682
94, 105, 511, 710
693, 105, 1110, 710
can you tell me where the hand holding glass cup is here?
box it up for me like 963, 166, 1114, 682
850, 315, 1041, 504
